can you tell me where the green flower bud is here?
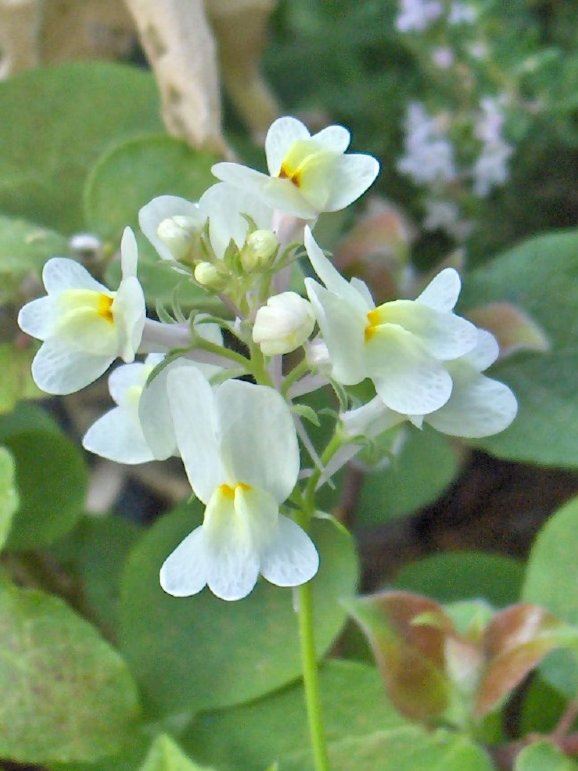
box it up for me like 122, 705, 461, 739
194, 262, 226, 291
240, 229, 278, 272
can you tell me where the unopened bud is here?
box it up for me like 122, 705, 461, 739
241, 229, 278, 272
157, 216, 198, 262
194, 262, 226, 291
253, 292, 315, 356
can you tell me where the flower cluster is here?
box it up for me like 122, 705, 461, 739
18, 116, 516, 602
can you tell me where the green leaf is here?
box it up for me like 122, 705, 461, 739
0, 62, 161, 233
356, 426, 460, 524
515, 741, 578, 770
140, 735, 212, 771
461, 230, 578, 466
523, 496, 578, 696
83, 134, 219, 308
519, 677, 568, 735
394, 551, 524, 607
0, 403, 87, 549
119, 504, 358, 716
0, 582, 141, 764
0, 342, 43, 415
0, 214, 69, 300
51, 515, 142, 636
0, 446, 18, 549
280, 727, 494, 771
182, 660, 407, 771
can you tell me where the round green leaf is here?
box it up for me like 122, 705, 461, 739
0, 62, 161, 233
356, 426, 460, 524
462, 230, 578, 466
0, 343, 43, 415
182, 660, 407, 770
281, 727, 494, 771
0, 404, 87, 549
523, 496, 578, 696
0, 582, 141, 764
394, 552, 524, 607
84, 134, 219, 308
119, 505, 358, 716
515, 741, 578, 771
0, 214, 69, 301
0, 446, 18, 550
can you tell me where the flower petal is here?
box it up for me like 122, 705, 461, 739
311, 125, 350, 153
216, 379, 300, 503
462, 328, 500, 371
82, 406, 153, 464
160, 527, 208, 597
32, 339, 112, 395
324, 153, 380, 211
374, 300, 478, 360
203, 486, 260, 601
199, 183, 272, 259
139, 195, 202, 262
416, 268, 461, 312
43, 257, 108, 294
265, 116, 310, 175
167, 367, 224, 503
341, 395, 404, 440
259, 515, 319, 587
426, 367, 517, 438
18, 296, 58, 340
211, 162, 270, 199
120, 227, 138, 278
108, 361, 147, 405
305, 280, 366, 385
304, 227, 370, 313
365, 325, 453, 414
113, 275, 146, 362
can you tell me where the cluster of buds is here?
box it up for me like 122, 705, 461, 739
18, 117, 517, 602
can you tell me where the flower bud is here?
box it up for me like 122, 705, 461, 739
253, 292, 315, 356
194, 262, 226, 291
157, 215, 198, 262
240, 229, 278, 272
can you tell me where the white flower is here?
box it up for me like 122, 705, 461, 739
304, 228, 478, 415
342, 329, 517, 440
83, 317, 224, 464
423, 198, 473, 241
212, 116, 380, 220
448, 2, 477, 25
83, 354, 165, 464
397, 103, 457, 187
18, 228, 145, 395
139, 183, 273, 263
432, 47, 455, 69
253, 292, 315, 355
160, 370, 318, 600
395, 0, 443, 32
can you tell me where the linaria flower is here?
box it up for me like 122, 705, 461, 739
304, 227, 478, 415
212, 116, 379, 220
18, 228, 145, 395
395, 0, 443, 32
160, 370, 318, 600
342, 328, 517, 440
397, 102, 457, 187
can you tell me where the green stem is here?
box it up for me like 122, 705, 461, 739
195, 338, 252, 371
281, 357, 309, 397
297, 579, 330, 771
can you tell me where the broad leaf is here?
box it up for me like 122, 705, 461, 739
0, 403, 87, 549
462, 230, 578, 466
0, 62, 161, 232
0, 342, 43, 415
83, 134, 219, 308
515, 741, 578, 770
0, 446, 18, 549
281, 727, 494, 771
0, 582, 141, 764
523, 496, 578, 695
394, 551, 524, 607
120, 505, 358, 716
182, 660, 407, 770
